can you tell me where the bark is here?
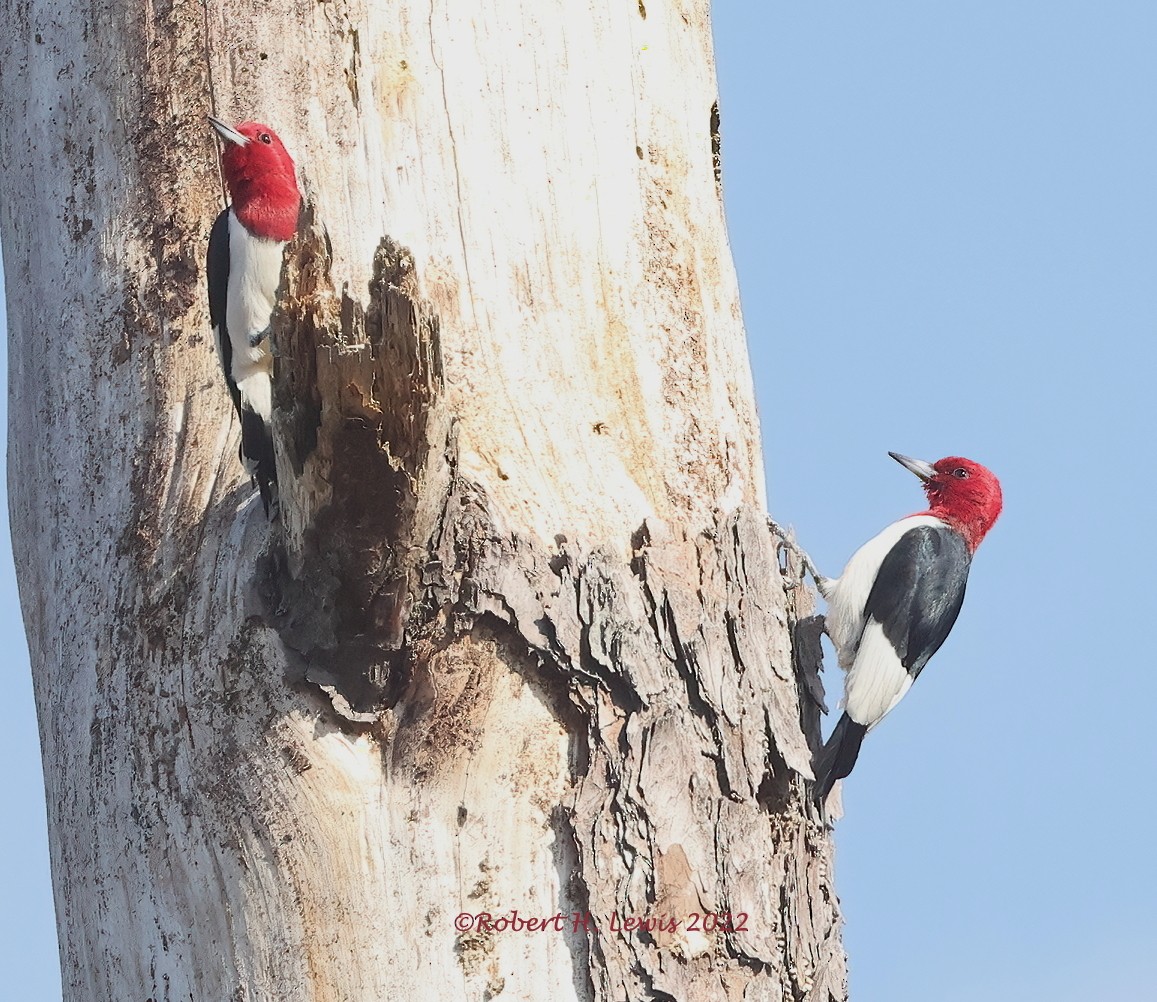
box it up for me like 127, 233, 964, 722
1, 1, 846, 1000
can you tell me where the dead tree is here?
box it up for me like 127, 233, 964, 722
0, 1, 846, 998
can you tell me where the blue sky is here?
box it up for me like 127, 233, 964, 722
3, 3, 1155, 998
715, 1, 1157, 998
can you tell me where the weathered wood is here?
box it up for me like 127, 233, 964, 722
0, 0, 847, 999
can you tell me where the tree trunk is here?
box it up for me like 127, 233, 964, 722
0, 1, 846, 999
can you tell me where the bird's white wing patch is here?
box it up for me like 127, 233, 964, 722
844, 621, 913, 729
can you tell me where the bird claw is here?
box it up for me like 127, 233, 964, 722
767, 516, 825, 592
249, 326, 271, 348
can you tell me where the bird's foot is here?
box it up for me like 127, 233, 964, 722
767, 516, 826, 593
248, 325, 271, 349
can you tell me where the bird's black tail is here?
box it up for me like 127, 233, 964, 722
812, 713, 868, 805
240, 405, 277, 516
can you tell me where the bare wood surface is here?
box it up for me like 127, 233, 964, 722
0, 1, 847, 998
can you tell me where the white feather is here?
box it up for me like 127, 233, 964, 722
844, 622, 913, 727
822, 514, 947, 727
225, 209, 285, 420
237, 370, 272, 424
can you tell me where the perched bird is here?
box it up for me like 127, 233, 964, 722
774, 452, 1003, 805
206, 116, 301, 514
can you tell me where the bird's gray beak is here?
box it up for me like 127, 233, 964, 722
208, 115, 248, 146
889, 451, 937, 482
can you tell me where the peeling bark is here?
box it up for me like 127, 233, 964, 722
1, 1, 847, 999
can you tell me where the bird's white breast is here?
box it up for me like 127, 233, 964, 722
225, 208, 286, 386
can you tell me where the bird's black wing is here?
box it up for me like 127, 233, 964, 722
864, 524, 971, 681
207, 208, 241, 418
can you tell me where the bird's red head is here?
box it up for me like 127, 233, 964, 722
890, 452, 1003, 552
208, 117, 301, 242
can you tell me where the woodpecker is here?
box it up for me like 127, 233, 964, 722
772, 452, 1003, 805
206, 116, 301, 515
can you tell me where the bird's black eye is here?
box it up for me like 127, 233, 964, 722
259, 133, 272, 144
953, 467, 969, 479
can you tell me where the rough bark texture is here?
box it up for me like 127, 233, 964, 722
1, 1, 847, 999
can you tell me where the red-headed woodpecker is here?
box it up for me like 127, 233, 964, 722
206, 116, 301, 515
773, 452, 1003, 805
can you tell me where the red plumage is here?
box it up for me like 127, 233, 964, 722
215, 121, 301, 242
908, 455, 1003, 552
